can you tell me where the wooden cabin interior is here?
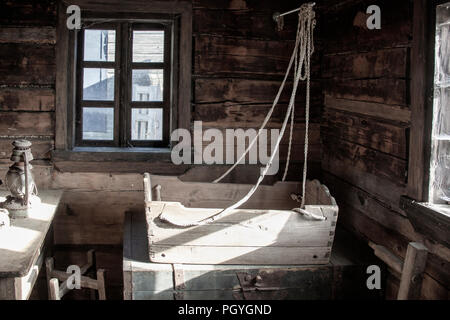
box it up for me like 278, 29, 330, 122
0, 0, 448, 301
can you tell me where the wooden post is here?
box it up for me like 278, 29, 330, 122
49, 278, 60, 300
45, 257, 54, 299
397, 242, 428, 300
97, 269, 106, 300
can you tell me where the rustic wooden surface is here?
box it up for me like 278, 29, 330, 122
124, 210, 382, 300
0, 190, 62, 300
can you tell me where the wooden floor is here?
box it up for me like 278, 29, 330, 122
124, 211, 384, 300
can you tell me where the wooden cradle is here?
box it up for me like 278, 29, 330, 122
144, 173, 339, 265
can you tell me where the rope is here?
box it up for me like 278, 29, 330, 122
159, 3, 316, 227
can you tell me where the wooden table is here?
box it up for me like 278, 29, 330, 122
0, 190, 63, 300
124, 211, 384, 300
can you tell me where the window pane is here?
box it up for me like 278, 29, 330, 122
131, 108, 163, 141
83, 68, 115, 101
82, 108, 114, 140
132, 69, 163, 102
84, 30, 115, 62
133, 31, 164, 63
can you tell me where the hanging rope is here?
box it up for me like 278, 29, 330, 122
159, 3, 316, 227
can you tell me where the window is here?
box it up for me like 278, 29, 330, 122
55, 1, 192, 158
76, 23, 171, 148
429, 2, 450, 204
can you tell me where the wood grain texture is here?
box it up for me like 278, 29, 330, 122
0, 112, 54, 136
324, 96, 411, 123
322, 48, 408, 79
323, 109, 408, 159
0, 88, 55, 112
0, 27, 55, 44
0, 44, 55, 85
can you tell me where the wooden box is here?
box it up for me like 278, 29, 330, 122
144, 174, 338, 265
124, 211, 382, 300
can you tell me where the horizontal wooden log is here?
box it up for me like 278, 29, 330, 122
0, 138, 53, 160
195, 78, 322, 104
193, 0, 305, 11
322, 48, 408, 79
194, 8, 297, 40
0, 88, 55, 111
322, 135, 407, 183
324, 79, 407, 106
194, 35, 299, 77
0, 27, 55, 44
194, 103, 322, 127
324, 96, 411, 123
0, 0, 56, 26
0, 112, 54, 136
319, 0, 412, 54
0, 44, 55, 85
323, 109, 408, 159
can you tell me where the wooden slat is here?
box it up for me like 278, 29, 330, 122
0, 27, 55, 44
195, 78, 322, 104
322, 48, 408, 79
0, 112, 54, 136
194, 8, 297, 40
150, 245, 331, 265
0, 0, 56, 26
324, 96, 411, 123
398, 242, 428, 300
322, 135, 407, 183
0, 139, 53, 160
194, 35, 320, 77
324, 79, 407, 106
320, 0, 412, 54
0, 44, 55, 85
323, 108, 408, 159
407, 0, 429, 201
0, 88, 55, 111
194, 103, 322, 127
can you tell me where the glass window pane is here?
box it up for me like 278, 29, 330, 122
133, 30, 164, 63
83, 68, 115, 101
131, 108, 163, 141
84, 30, 115, 62
82, 108, 114, 140
132, 69, 163, 102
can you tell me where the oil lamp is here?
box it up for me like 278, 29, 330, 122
0, 140, 40, 218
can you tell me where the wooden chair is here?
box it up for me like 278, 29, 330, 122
45, 249, 106, 300
370, 241, 428, 300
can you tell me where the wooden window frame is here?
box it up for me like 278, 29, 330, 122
54, 0, 192, 162
403, 0, 450, 247
75, 22, 172, 148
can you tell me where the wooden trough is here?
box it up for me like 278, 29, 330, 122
144, 174, 339, 265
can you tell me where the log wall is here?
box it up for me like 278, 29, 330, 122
318, 0, 449, 299
0, 0, 320, 300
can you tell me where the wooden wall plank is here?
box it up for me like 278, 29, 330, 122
194, 103, 322, 127
324, 96, 411, 123
322, 135, 407, 183
0, 88, 55, 112
319, 0, 412, 54
195, 78, 322, 105
324, 79, 407, 106
0, 112, 54, 136
323, 109, 408, 159
0, 0, 56, 26
0, 27, 55, 44
194, 35, 294, 77
0, 44, 55, 85
193, 9, 297, 40
322, 48, 408, 79
0, 139, 53, 160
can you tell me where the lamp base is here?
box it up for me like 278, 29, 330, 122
0, 195, 41, 218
